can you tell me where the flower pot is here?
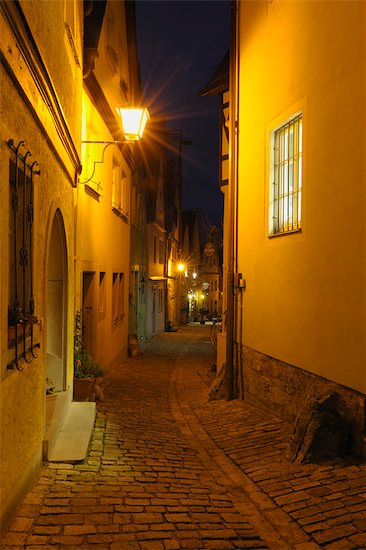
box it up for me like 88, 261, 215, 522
73, 377, 96, 402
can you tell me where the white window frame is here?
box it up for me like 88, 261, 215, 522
268, 112, 303, 237
112, 160, 128, 218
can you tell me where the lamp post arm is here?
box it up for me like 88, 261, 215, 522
78, 141, 123, 185
81, 140, 127, 144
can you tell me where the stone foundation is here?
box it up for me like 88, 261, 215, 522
241, 346, 366, 457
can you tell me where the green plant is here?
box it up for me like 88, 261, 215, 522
74, 349, 104, 378
74, 311, 104, 378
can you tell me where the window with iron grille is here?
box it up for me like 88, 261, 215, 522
7, 141, 40, 370
269, 113, 303, 236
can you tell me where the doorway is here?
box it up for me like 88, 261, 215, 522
82, 272, 96, 358
45, 209, 68, 457
46, 209, 67, 391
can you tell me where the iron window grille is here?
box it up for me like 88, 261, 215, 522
7, 140, 40, 370
270, 114, 303, 236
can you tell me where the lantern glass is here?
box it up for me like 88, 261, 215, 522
116, 107, 150, 141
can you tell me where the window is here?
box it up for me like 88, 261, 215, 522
269, 113, 302, 236
112, 161, 128, 218
98, 272, 106, 320
159, 239, 164, 264
8, 159, 32, 329
64, 0, 80, 67
106, 16, 119, 73
118, 273, 125, 320
158, 288, 163, 313
7, 146, 40, 368
107, 17, 115, 47
112, 272, 125, 326
65, 0, 75, 31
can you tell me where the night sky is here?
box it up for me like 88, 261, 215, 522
135, 0, 230, 227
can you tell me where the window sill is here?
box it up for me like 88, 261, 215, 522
112, 206, 128, 223
268, 227, 302, 239
85, 184, 101, 201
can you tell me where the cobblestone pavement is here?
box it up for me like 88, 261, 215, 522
1, 325, 365, 550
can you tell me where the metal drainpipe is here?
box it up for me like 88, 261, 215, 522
226, 0, 239, 400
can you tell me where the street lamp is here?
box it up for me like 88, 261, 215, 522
79, 106, 150, 184
116, 107, 150, 141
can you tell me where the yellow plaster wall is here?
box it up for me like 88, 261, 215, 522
0, 365, 44, 523
237, 1, 366, 393
77, 91, 131, 369
0, 71, 76, 530
0, 1, 80, 529
94, 1, 130, 114
20, 0, 83, 144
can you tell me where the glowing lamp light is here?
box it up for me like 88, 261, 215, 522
177, 263, 185, 272
79, 106, 150, 185
116, 107, 150, 141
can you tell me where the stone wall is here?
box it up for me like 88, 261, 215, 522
241, 346, 365, 457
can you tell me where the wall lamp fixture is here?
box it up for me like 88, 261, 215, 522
79, 107, 149, 185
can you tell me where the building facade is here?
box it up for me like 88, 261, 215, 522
0, 0, 151, 530
0, 0, 82, 529
129, 163, 148, 342
227, 0, 366, 454
145, 121, 167, 338
78, 0, 142, 370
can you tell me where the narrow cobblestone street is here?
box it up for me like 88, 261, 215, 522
1, 325, 365, 549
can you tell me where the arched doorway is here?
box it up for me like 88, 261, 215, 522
46, 209, 67, 391
44, 209, 68, 456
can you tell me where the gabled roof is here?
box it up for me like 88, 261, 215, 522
182, 209, 212, 253
199, 50, 229, 97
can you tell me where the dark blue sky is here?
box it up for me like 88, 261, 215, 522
135, 0, 230, 227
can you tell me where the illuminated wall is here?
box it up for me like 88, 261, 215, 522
78, 94, 131, 369
0, 0, 81, 530
76, 0, 143, 369
236, 1, 366, 394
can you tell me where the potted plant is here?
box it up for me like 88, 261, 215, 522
73, 311, 104, 401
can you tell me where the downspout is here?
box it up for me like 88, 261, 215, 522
226, 0, 239, 400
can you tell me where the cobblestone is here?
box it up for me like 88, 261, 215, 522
1, 325, 365, 549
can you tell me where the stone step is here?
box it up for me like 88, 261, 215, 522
48, 402, 96, 463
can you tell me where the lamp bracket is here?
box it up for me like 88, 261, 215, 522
79, 141, 127, 185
